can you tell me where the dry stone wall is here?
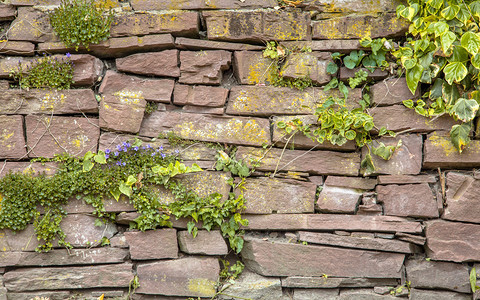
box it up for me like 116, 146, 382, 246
0, 0, 477, 299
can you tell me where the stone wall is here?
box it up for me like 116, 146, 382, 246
0, 0, 477, 299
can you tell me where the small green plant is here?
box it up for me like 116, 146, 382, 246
49, 0, 113, 50
219, 260, 245, 281
215, 149, 251, 178
144, 102, 158, 115
10, 54, 74, 90
471, 267, 479, 293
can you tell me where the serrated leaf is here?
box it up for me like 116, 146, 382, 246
406, 64, 424, 94
452, 98, 479, 122
450, 123, 471, 153
461, 32, 480, 55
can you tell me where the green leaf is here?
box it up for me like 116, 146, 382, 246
126, 175, 137, 186
449, 46, 469, 63
110, 188, 121, 201
427, 0, 443, 9
189, 163, 203, 172
406, 64, 424, 94
441, 31, 456, 54
461, 32, 480, 55
83, 151, 94, 160
433, 21, 449, 37
430, 78, 444, 99
82, 159, 94, 172
444, 62, 468, 84
470, 268, 478, 293
360, 153, 375, 176
450, 123, 471, 153
470, 1, 480, 18
119, 182, 132, 197
456, 6, 470, 24
452, 98, 479, 122
344, 55, 357, 69
372, 140, 402, 160
403, 99, 414, 108
378, 127, 388, 136
472, 53, 480, 69
187, 221, 196, 235
94, 151, 107, 164
441, 4, 460, 20
345, 130, 356, 140
326, 62, 339, 74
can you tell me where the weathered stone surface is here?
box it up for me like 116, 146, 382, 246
282, 277, 398, 288
140, 111, 270, 146
204, 10, 310, 42
0, 248, 128, 267
61, 195, 135, 214
371, 78, 420, 106
0, 41, 34, 56
312, 13, 408, 39
0, 5, 16, 21
25, 115, 100, 158
173, 84, 228, 107
4, 263, 133, 292
280, 52, 331, 85
298, 231, 413, 253
6, 291, 71, 300
0, 115, 26, 159
0, 225, 40, 252
377, 183, 438, 218
370, 105, 457, 133
406, 259, 470, 293
0, 162, 58, 178
424, 132, 480, 168
244, 214, 422, 233
281, 40, 363, 53
325, 176, 376, 190
177, 230, 228, 255
179, 50, 231, 85
377, 175, 437, 185
242, 239, 405, 277
136, 257, 219, 297
125, 229, 178, 260
180, 105, 224, 115
302, 0, 402, 13
131, 0, 276, 10
8, 7, 56, 43
0, 89, 98, 115
233, 51, 274, 85
317, 185, 362, 213
61, 214, 117, 248
99, 93, 146, 133
409, 289, 471, 300
175, 37, 264, 51
444, 172, 480, 223
340, 67, 389, 81
237, 177, 316, 214
236, 146, 360, 176
69, 54, 104, 86
426, 220, 480, 262
227, 85, 361, 116
116, 50, 179, 77
99, 70, 174, 103
218, 270, 283, 300
395, 233, 426, 245
38, 34, 176, 58
338, 289, 398, 299
111, 12, 199, 38
294, 289, 339, 300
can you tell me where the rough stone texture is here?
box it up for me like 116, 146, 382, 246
25, 115, 100, 158
0, 248, 128, 267
99, 93, 146, 134
242, 239, 405, 278
131, 0, 277, 10
237, 177, 316, 214
325, 176, 376, 190
0, 41, 34, 56
371, 78, 420, 106
340, 67, 389, 81
317, 185, 362, 213
370, 105, 458, 133
282, 277, 398, 288
111, 12, 199, 38
180, 105, 224, 115
0, 162, 58, 178
376, 183, 438, 218
0, 89, 98, 115
69, 54, 104, 86
377, 175, 437, 185
173, 84, 228, 107
4, 263, 133, 292
444, 172, 480, 223
116, 50, 179, 78
136, 257, 219, 297
0, 225, 40, 252
0, 115, 26, 159
179, 50, 231, 85
8, 7, 57, 43
294, 289, 339, 300
99, 70, 175, 103
338, 289, 398, 299
409, 289, 471, 300
298, 231, 413, 253
425, 220, 480, 262
236, 146, 360, 176
6, 291, 71, 300
177, 230, 228, 255
61, 214, 117, 248
140, 111, 270, 147
244, 214, 422, 233
62, 196, 135, 214
175, 37, 264, 51
423, 132, 480, 168
303, 0, 401, 12
124, 229, 178, 260
218, 270, 283, 300
0, 5, 16, 21
281, 40, 363, 53
312, 13, 408, 39
395, 233, 426, 245
233, 51, 275, 85
204, 10, 310, 42
405, 258, 470, 293
280, 52, 331, 85
227, 85, 361, 116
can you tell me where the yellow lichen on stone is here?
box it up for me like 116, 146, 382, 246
113, 90, 144, 105
188, 278, 216, 296
40, 92, 66, 111
428, 133, 457, 157
0, 130, 14, 149
70, 135, 90, 149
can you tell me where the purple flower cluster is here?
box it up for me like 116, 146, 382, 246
103, 141, 169, 166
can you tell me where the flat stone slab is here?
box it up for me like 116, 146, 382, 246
0, 162, 58, 178
0, 115, 26, 159
371, 78, 420, 106
406, 258, 470, 293
140, 111, 270, 147
99, 93, 146, 134
282, 276, 398, 288
293, 289, 339, 300
338, 289, 399, 299
244, 214, 422, 233
298, 231, 413, 253
60, 214, 117, 248
4, 263, 133, 292
25, 115, 100, 158
425, 220, 480, 262
302, 0, 400, 13
242, 239, 405, 278
280, 52, 331, 85
0, 225, 40, 252
116, 50, 180, 77
444, 172, 480, 223
324, 176, 376, 190
8, 7, 57, 43
281, 40, 363, 53
236, 146, 360, 176
131, 0, 277, 10
6, 291, 71, 300
409, 289, 471, 300
173, 84, 228, 107
377, 175, 436, 185
136, 256, 219, 297
179, 50, 231, 85
175, 37, 264, 51
233, 51, 275, 85
237, 177, 316, 214
124, 229, 178, 260
204, 10, 310, 42
376, 183, 438, 218
177, 230, 228, 255
423, 132, 480, 168
317, 185, 362, 213
0, 41, 34, 56
218, 270, 283, 300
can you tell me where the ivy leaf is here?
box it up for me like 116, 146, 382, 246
126, 175, 137, 186
119, 182, 132, 197
326, 62, 339, 74
472, 53, 480, 69
441, 4, 460, 20
94, 151, 106, 164
110, 187, 121, 201
442, 82, 460, 106
433, 21, 449, 37
190, 163, 203, 172
430, 78, 444, 99
345, 130, 356, 140
360, 153, 375, 176
451, 98, 479, 122
470, 1, 480, 18
406, 64, 424, 94
449, 46, 469, 63
450, 123, 471, 153
372, 140, 402, 160
444, 62, 468, 84
441, 31, 456, 54
427, 0, 443, 9
82, 159, 94, 172
470, 267, 478, 293
461, 32, 480, 55
83, 151, 94, 160
403, 99, 414, 108
456, 6, 471, 24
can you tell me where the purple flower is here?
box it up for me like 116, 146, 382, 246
174, 149, 180, 154
122, 162, 126, 166
122, 147, 128, 152
116, 161, 121, 166
114, 151, 119, 156
161, 153, 166, 158
151, 152, 156, 156
146, 144, 152, 149
126, 142, 131, 147
116, 145, 122, 151
105, 154, 109, 159
66, 52, 71, 58
105, 149, 111, 154
133, 146, 139, 151
158, 146, 163, 151
142, 146, 146, 150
